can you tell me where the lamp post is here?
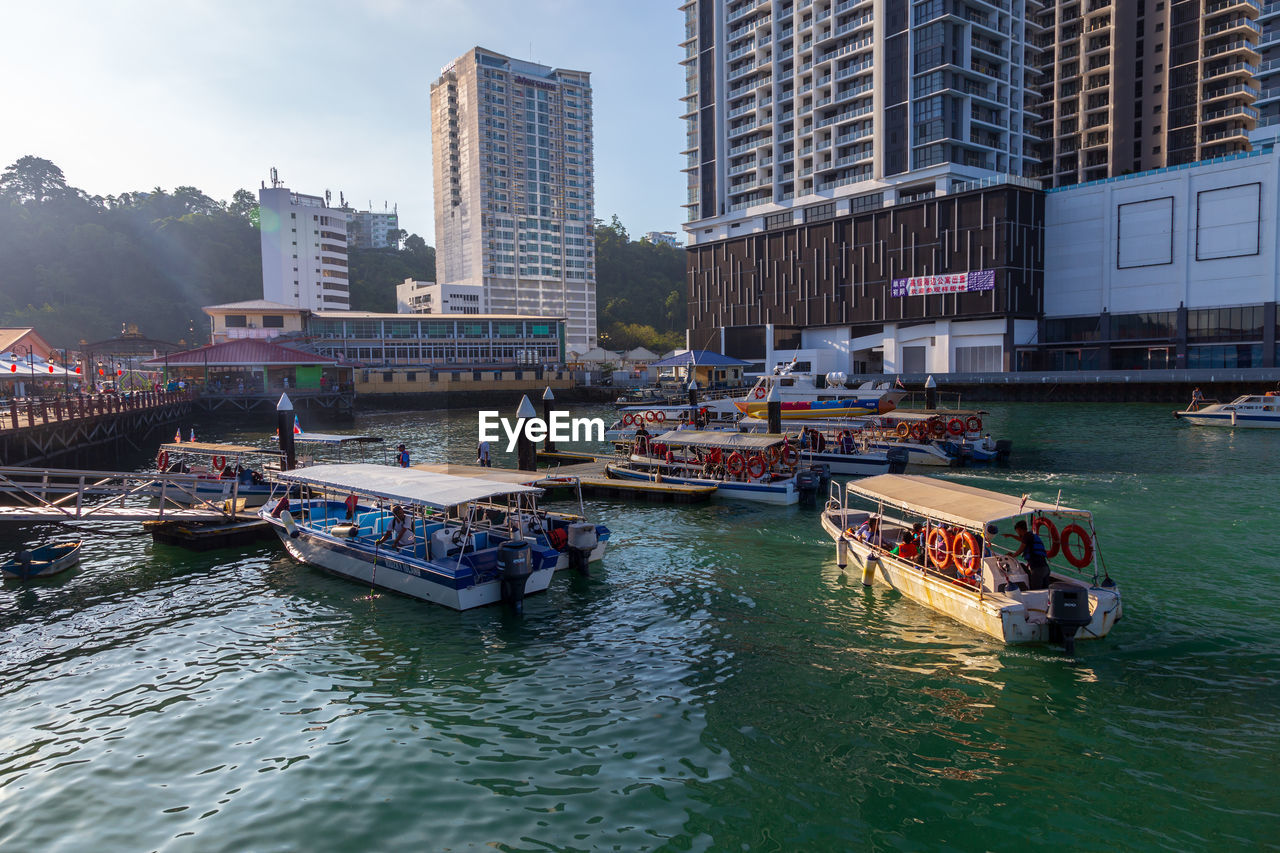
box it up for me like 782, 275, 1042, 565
10, 344, 32, 400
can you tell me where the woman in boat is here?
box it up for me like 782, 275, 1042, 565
854, 515, 881, 545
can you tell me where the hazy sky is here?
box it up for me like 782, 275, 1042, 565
2, 0, 689, 239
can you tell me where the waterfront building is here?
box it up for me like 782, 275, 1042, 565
348, 206, 401, 250
141, 339, 347, 393
644, 231, 682, 248
307, 312, 565, 367
395, 280, 484, 314
430, 46, 597, 352
258, 173, 351, 312
204, 301, 308, 345
0, 328, 55, 361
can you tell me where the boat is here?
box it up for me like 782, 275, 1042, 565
1174, 393, 1280, 428
2, 541, 82, 579
153, 442, 283, 507
606, 429, 824, 504
820, 475, 1122, 653
293, 432, 384, 462
260, 464, 577, 611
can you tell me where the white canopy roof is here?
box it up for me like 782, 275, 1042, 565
412, 462, 574, 487
847, 474, 1087, 529
651, 429, 785, 449
271, 463, 541, 508
161, 442, 280, 456
293, 433, 381, 445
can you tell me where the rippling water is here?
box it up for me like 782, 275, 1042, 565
1, 402, 1277, 850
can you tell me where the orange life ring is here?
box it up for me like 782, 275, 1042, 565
927, 528, 951, 570
654, 410, 666, 423
966, 415, 983, 432
746, 455, 766, 479
156, 450, 169, 470
726, 452, 745, 476
952, 531, 980, 578
764, 445, 781, 465
645, 410, 658, 423
1060, 523, 1094, 568
780, 443, 798, 466
930, 419, 946, 439
910, 422, 928, 442
1032, 517, 1060, 559
895, 422, 910, 438
212, 455, 227, 471
946, 417, 965, 436
754, 386, 766, 399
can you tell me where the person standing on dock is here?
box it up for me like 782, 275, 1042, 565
477, 440, 491, 467
396, 444, 410, 468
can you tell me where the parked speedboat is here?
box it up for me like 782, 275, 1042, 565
1174, 393, 1280, 428
821, 475, 1122, 653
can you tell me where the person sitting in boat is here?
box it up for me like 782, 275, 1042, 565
237, 466, 254, 486
1011, 520, 1050, 590
377, 505, 416, 551
839, 430, 855, 454
854, 515, 881, 545
891, 523, 922, 561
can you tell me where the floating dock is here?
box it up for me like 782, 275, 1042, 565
416, 455, 716, 504
145, 518, 275, 550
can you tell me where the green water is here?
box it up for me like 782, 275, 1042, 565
1, 403, 1277, 851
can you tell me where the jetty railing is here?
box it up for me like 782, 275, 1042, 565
0, 465, 241, 522
0, 391, 194, 432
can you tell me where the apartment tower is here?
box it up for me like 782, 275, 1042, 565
258, 173, 351, 311
430, 47, 597, 352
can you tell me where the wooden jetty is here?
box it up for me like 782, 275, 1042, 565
0, 391, 193, 467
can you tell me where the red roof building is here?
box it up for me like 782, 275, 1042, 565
142, 339, 347, 394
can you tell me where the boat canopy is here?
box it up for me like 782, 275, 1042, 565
847, 474, 1088, 529
272, 463, 541, 509
161, 442, 280, 456
651, 429, 785, 449
293, 433, 382, 444
411, 462, 572, 487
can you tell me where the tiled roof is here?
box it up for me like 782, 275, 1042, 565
140, 339, 337, 367
203, 300, 305, 312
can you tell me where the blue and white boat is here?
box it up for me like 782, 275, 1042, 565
606, 429, 808, 504
1174, 393, 1280, 428
153, 441, 282, 507
260, 464, 574, 611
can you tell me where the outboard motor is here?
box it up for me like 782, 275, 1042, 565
807, 462, 831, 487
1047, 582, 1093, 655
795, 470, 819, 507
885, 448, 910, 474
566, 522, 598, 576
498, 540, 533, 614
995, 439, 1013, 462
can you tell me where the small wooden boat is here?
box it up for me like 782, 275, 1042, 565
2, 541, 82, 579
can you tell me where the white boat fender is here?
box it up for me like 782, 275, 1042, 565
281, 510, 300, 539
566, 521, 598, 576
861, 552, 878, 587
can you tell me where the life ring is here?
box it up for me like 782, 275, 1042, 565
1060, 523, 1094, 568
895, 422, 910, 438
645, 410, 658, 423
1032, 516, 1060, 558
764, 445, 781, 465
726, 452, 745, 476
621, 412, 634, 426
966, 415, 983, 433
746, 455, 766, 479
754, 386, 766, 399
930, 419, 946, 439
654, 410, 666, 423
156, 450, 169, 470
780, 443, 798, 466
952, 530, 980, 578
212, 455, 227, 471
910, 422, 928, 442
946, 418, 965, 436
926, 528, 952, 570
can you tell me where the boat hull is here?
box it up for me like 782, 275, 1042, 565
1174, 410, 1280, 428
606, 463, 798, 504
820, 513, 1121, 646
795, 450, 891, 476
864, 440, 956, 466
2, 542, 81, 579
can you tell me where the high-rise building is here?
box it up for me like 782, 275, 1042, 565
259, 174, 351, 311
1034, 0, 1260, 187
430, 47, 597, 352
348, 206, 401, 250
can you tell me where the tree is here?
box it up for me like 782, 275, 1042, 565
0, 156, 73, 204
228, 189, 258, 219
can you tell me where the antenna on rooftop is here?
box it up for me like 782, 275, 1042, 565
324, 189, 332, 206
270, 166, 280, 188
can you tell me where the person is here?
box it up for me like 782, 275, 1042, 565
892, 523, 922, 561
477, 439, 491, 467
1189, 387, 1205, 411
1011, 519, 1050, 590
396, 443, 410, 468
840, 430, 855, 454
377, 505, 415, 550
854, 515, 881, 545
633, 422, 650, 455
813, 430, 826, 453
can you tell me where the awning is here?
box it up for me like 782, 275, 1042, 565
651, 429, 784, 449
847, 474, 1087, 529
161, 442, 280, 456
412, 463, 573, 487
271, 463, 541, 508
293, 433, 382, 445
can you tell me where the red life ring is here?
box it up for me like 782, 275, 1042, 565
212, 455, 227, 471
780, 443, 798, 466
621, 412, 634, 426
746, 455, 766, 479
645, 410, 658, 423
946, 418, 965, 436
1032, 517, 1060, 559
966, 415, 983, 432
764, 445, 781, 465
930, 419, 946, 439
754, 386, 766, 399
910, 422, 928, 442
927, 528, 952, 570
1060, 523, 1094, 568
726, 452, 745, 476
952, 531, 980, 578
654, 410, 666, 423
156, 450, 169, 470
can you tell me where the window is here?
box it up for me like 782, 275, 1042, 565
954, 345, 1002, 373
262, 315, 285, 328
765, 211, 794, 229
224, 315, 247, 328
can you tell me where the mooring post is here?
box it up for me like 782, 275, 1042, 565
925, 375, 937, 411
688, 379, 699, 427
515, 394, 536, 472
541, 386, 556, 453
277, 392, 296, 471
766, 384, 782, 435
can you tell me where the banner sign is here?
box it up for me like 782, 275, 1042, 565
890, 269, 995, 297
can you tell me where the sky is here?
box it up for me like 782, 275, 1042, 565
2, 0, 690, 240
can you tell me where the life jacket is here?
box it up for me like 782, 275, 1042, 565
548, 527, 568, 550
1028, 532, 1048, 565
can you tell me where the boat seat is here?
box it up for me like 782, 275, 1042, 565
462, 550, 500, 577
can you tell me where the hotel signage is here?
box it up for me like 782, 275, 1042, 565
514, 75, 557, 90
890, 269, 995, 297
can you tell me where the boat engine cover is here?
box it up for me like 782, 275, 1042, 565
1047, 582, 1092, 629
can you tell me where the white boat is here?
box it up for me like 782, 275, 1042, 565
1174, 393, 1280, 428
821, 475, 1122, 653
153, 442, 283, 507
606, 429, 814, 504
2, 541, 82, 580
261, 464, 573, 612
